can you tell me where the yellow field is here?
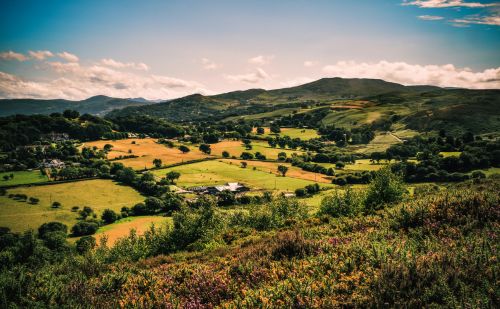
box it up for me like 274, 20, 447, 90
83, 138, 208, 169
0, 179, 144, 232
210, 140, 305, 160
222, 159, 331, 183
251, 127, 320, 140
94, 216, 170, 246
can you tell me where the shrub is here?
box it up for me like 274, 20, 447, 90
71, 221, 99, 236
364, 167, 406, 213
270, 230, 317, 260
28, 197, 39, 204
295, 188, 307, 197
75, 236, 96, 254
318, 188, 364, 218
101, 209, 119, 224
38, 222, 68, 239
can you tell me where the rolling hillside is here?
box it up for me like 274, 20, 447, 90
0, 95, 155, 116
107, 78, 499, 134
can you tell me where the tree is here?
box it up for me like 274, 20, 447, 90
75, 236, 96, 254
101, 209, 118, 224
179, 145, 190, 153
256, 127, 265, 134
38, 222, 68, 239
63, 109, 80, 119
103, 144, 113, 152
277, 165, 289, 177
2, 175, 9, 181
241, 161, 248, 168
116, 167, 137, 185
71, 221, 99, 236
199, 144, 211, 154
153, 158, 162, 168
52, 201, 61, 208
240, 152, 254, 160
270, 124, 281, 133
335, 162, 345, 169
364, 167, 406, 213
222, 151, 230, 158
166, 171, 181, 184
29, 197, 39, 204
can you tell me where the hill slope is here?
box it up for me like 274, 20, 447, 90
107, 77, 499, 134
0, 95, 154, 116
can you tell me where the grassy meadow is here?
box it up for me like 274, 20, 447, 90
0, 179, 144, 232
94, 216, 171, 246
210, 139, 305, 160
152, 160, 332, 192
0, 170, 49, 186
251, 127, 320, 140
83, 138, 208, 169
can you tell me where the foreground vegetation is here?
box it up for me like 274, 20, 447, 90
0, 169, 498, 307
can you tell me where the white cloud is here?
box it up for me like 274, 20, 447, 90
402, 0, 497, 8
101, 58, 149, 71
57, 51, 79, 62
322, 60, 500, 89
248, 55, 274, 65
418, 15, 445, 20
0, 51, 28, 62
225, 68, 270, 84
451, 13, 500, 25
28, 50, 54, 60
0, 59, 212, 100
304, 60, 319, 67
201, 58, 218, 70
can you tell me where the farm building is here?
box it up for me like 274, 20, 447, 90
188, 182, 249, 195
40, 159, 66, 169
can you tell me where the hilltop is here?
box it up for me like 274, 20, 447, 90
0, 95, 155, 117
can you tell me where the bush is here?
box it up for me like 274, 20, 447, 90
295, 188, 307, 197
75, 236, 96, 254
38, 222, 68, 239
101, 209, 119, 224
270, 230, 317, 260
71, 221, 99, 236
318, 188, 364, 217
365, 167, 406, 213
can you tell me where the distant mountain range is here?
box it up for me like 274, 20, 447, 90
1, 77, 499, 134
0, 95, 161, 117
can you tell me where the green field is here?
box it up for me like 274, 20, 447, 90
251, 127, 320, 140
211, 140, 306, 160
0, 170, 49, 186
152, 160, 332, 192
0, 179, 144, 232
440, 151, 462, 158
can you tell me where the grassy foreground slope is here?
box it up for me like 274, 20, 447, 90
6, 178, 496, 307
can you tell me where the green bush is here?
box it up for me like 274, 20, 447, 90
364, 167, 406, 213
318, 188, 364, 218
71, 221, 99, 236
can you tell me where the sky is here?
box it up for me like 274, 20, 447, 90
0, 0, 499, 100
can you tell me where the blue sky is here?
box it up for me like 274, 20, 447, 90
0, 0, 499, 100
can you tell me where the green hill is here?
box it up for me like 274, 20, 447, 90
107, 78, 499, 134
0, 95, 154, 116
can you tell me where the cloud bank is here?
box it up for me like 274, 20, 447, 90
403, 0, 497, 8
0, 52, 212, 100
322, 60, 500, 89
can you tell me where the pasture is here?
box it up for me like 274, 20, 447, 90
222, 159, 331, 183
251, 127, 320, 140
210, 140, 305, 160
152, 160, 332, 192
0, 170, 49, 187
0, 179, 144, 232
94, 216, 170, 246
83, 138, 208, 169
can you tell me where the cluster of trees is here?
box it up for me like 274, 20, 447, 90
332, 171, 374, 185
0, 112, 115, 151
295, 183, 321, 197
383, 132, 500, 182
318, 124, 375, 146
107, 115, 184, 138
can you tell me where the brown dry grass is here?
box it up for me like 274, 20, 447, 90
222, 159, 331, 183
83, 138, 208, 169
94, 216, 170, 246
